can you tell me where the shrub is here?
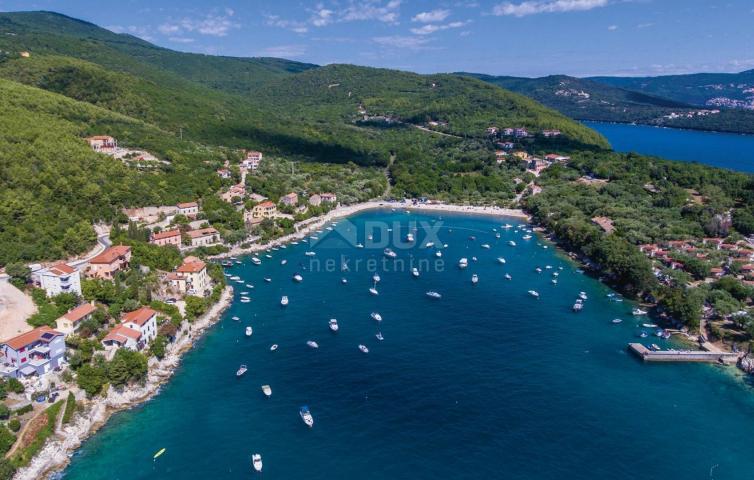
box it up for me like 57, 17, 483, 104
13, 404, 32, 416
62, 392, 76, 425
7, 419, 20, 433
0, 426, 15, 455
0, 405, 9, 420
6, 378, 24, 394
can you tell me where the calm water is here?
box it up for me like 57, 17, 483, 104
585, 121, 754, 172
64, 210, 754, 479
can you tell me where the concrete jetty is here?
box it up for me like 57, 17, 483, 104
628, 343, 742, 364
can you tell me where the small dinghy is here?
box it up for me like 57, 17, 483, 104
369, 287, 379, 296
411, 267, 420, 277
270, 344, 278, 351
341, 278, 348, 284
245, 326, 253, 336
305, 251, 316, 257
504, 273, 512, 280
471, 274, 479, 285
264, 277, 272, 283
232, 316, 240, 322
329, 319, 339, 332
252, 453, 263, 472
435, 250, 442, 258
281, 259, 288, 265
293, 274, 303, 282
611, 318, 623, 324
261, 385, 272, 398
307, 340, 319, 349
528, 290, 539, 298
281, 296, 289, 306
497, 257, 506, 264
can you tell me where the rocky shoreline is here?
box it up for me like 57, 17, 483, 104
14, 287, 234, 480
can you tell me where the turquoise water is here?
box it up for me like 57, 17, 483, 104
585, 121, 754, 172
63, 210, 754, 479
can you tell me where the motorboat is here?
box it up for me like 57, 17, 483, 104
252, 454, 263, 472
504, 273, 512, 280
300, 406, 314, 427
411, 267, 420, 277
281, 259, 288, 265
654, 329, 665, 337
373, 274, 381, 283
508, 241, 517, 247
573, 301, 583, 312
307, 340, 319, 349
261, 385, 272, 398
329, 319, 339, 332
236, 279, 245, 284
341, 278, 348, 284
639, 330, 648, 338
232, 316, 241, 321
471, 256, 478, 262
406, 233, 414, 242
523, 234, 532, 240
264, 277, 272, 283
503, 224, 513, 229
230, 276, 241, 281
468, 235, 476, 241
497, 257, 506, 264
356, 243, 364, 248
481, 244, 491, 249
551, 279, 558, 285
265, 254, 272, 259
236, 365, 248, 377
632, 308, 648, 316
426, 291, 442, 299
376, 332, 384, 341
270, 344, 278, 351
293, 274, 303, 282
240, 297, 251, 303
251, 257, 262, 265
545, 265, 552, 270
528, 290, 540, 298
281, 296, 289, 306
424, 242, 435, 248
305, 251, 316, 256
535, 267, 542, 273
552, 272, 559, 277
245, 326, 253, 337
495, 233, 501, 239
642, 323, 658, 328
611, 318, 623, 324
371, 312, 382, 322
358, 344, 369, 353
384, 248, 397, 258
435, 250, 442, 258
369, 287, 379, 296
578, 292, 588, 301
458, 258, 468, 269
471, 274, 479, 285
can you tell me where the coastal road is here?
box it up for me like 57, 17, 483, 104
68, 227, 111, 270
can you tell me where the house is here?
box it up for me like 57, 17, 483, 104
591, 216, 615, 234
166, 257, 210, 297
104, 307, 160, 351
248, 193, 267, 203
217, 168, 232, 179
320, 193, 337, 203
176, 202, 199, 218
186, 227, 220, 248
87, 246, 131, 279
512, 151, 529, 160
542, 129, 561, 137
102, 325, 143, 351
486, 127, 499, 136
527, 157, 548, 173
0, 327, 66, 378
545, 153, 571, 163
39, 262, 81, 297
241, 151, 263, 170
220, 183, 246, 203
513, 127, 529, 138
280, 192, 298, 206
308, 194, 322, 206
495, 151, 508, 164
86, 135, 117, 153
249, 201, 277, 220
56, 303, 97, 335
150, 229, 182, 247
500, 141, 515, 150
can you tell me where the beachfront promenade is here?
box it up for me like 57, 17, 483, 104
628, 343, 742, 364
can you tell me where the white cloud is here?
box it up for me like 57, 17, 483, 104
341, 0, 402, 24
607, 24, 618, 30
636, 22, 654, 28
373, 35, 430, 50
410, 21, 469, 35
265, 14, 309, 33
260, 45, 307, 58
106, 25, 154, 41
310, 6, 335, 27
159, 10, 239, 38
412, 9, 451, 23
168, 37, 195, 43
492, 0, 608, 17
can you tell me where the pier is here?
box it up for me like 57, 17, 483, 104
628, 343, 742, 364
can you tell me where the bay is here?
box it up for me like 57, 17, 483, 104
63, 210, 754, 479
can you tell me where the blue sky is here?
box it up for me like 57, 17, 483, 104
2, 0, 753, 77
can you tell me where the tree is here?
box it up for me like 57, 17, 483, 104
660, 286, 704, 330
107, 354, 130, 387
76, 363, 107, 397
150, 335, 168, 360
0, 405, 8, 420
5, 262, 30, 289
5, 378, 23, 394
184, 296, 207, 320
0, 426, 15, 455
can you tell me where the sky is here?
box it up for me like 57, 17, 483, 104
1, 0, 753, 77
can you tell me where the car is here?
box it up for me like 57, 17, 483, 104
165, 298, 177, 304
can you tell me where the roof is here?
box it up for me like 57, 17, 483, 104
86, 135, 115, 141
62, 303, 97, 322
256, 201, 275, 208
177, 202, 198, 209
187, 227, 218, 239
283, 192, 297, 198
177, 259, 206, 273
3, 326, 63, 351
121, 307, 157, 327
151, 229, 181, 241
103, 324, 142, 344
47, 262, 75, 276
90, 245, 131, 264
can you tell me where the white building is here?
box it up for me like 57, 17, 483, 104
39, 263, 81, 297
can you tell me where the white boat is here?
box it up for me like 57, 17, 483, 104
371, 312, 382, 322
310, 236, 319, 240
384, 248, 397, 258
458, 258, 468, 269
545, 265, 552, 269
611, 318, 623, 324
523, 234, 532, 240
265, 254, 272, 259
261, 385, 272, 398
236, 365, 248, 377
240, 297, 251, 303
642, 323, 658, 328
424, 242, 435, 248
305, 251, 316, 257
293, 274, 303, 282
300, 406, 314, 428
329, 319, 339, 332
245, 326, 253, 337
373, 274, 381, 283
270, 344, 278, 351
481, 244, 491, 249
411, 267, 420, 277
578, 292, 588, 301
356, 243, 364, 248
376, 332, 384, 341
495, 233, 501, 239
435, 250, 442, 258
551, 279, 557, 285
281, 296, 289, 306
341, 278, 348, 284
246, 284, 254, 289
232, 316, 240, 321
230, 276, 241, 281
369, 287, 379, 296
497, 257, 506, 264
251, 257, 262, 265
528, 290, 539, 298
632, 308, 648, 316
508, 240, 517, 247
504, 273, 512, 280
573, 301, 583, 312
264, 277, 272, 283
281, 259, 288, 265
471, 256, 477, 262
307, 340, 319, 349
535, 267, 542, 273
552, 272, 559, 277
503, 224, 513, 229
252, 453, 263, 472
426, 291, 442, 299
406, 233, 414, 242
358, 344, 369, 353
471, 274, 479, 285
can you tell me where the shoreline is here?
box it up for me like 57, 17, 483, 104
15, 287, 234, 480
214, 200, 529, 259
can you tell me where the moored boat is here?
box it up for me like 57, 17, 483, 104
471, 274, 479, 285
528, 290, 539, 298
632, 308, 648, 316
307, 340, 319, 349
358, 344, 369, 353
458, 258, 468, 269
497, 257, 506, 264
293, 274, 303, 282
376, 332, 384, 341
426, 291, 442, 299
270, 344, 278, 351
236, 365, 247, 377
329, 319, 339, 332
281, 296, 289, 306
252, 454, 263, 473
251, 257, 262, 265
261, 385, 272, 398
245, 326, 253, 336
411, 267, 420, 277
300, 406, 314, 427
371, 312, 382, 322
384, 248, 397, 258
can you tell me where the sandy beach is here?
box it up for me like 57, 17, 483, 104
216, 200, 528, 259
0, 280, 35, 342
14, 286, 234, 480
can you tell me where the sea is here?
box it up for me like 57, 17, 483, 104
62, 210, 754, 479
584, 121, 754, 173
